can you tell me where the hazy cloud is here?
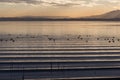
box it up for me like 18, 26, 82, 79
0, 0, 120, 7
0, 0, 42, 4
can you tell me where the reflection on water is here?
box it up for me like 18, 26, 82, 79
1, 21, 120, 57
0, 21, 120, 36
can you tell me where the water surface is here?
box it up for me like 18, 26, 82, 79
0, 21, 120, 36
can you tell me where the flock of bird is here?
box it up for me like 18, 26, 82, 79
0, 34, 120, 44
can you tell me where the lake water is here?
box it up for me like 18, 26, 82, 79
0, 21, 120, 36
0, 21, 120, 48
0, 21, 120, 80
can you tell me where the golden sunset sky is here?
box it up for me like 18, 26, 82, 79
0, 0, 120, 17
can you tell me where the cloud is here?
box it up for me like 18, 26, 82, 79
0, 0, 42, 4
0, 0, 120, 7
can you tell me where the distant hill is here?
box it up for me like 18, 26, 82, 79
0, 10, 120, 21
82, 10, 120, 20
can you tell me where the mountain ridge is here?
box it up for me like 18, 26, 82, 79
0, 10, 120, 21
84, 10, 120, 19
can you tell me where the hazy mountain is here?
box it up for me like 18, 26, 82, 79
0, 10, 120, 21
21, 16, 69, 19
85, 10, 120, 19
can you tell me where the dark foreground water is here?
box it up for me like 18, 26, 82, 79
0, 21, 120, 80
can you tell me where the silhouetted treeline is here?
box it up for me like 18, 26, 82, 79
0, 17, 120, 21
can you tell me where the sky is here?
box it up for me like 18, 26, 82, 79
0, 0, 120, 17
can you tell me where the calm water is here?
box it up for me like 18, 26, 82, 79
0, 21, 120, 36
